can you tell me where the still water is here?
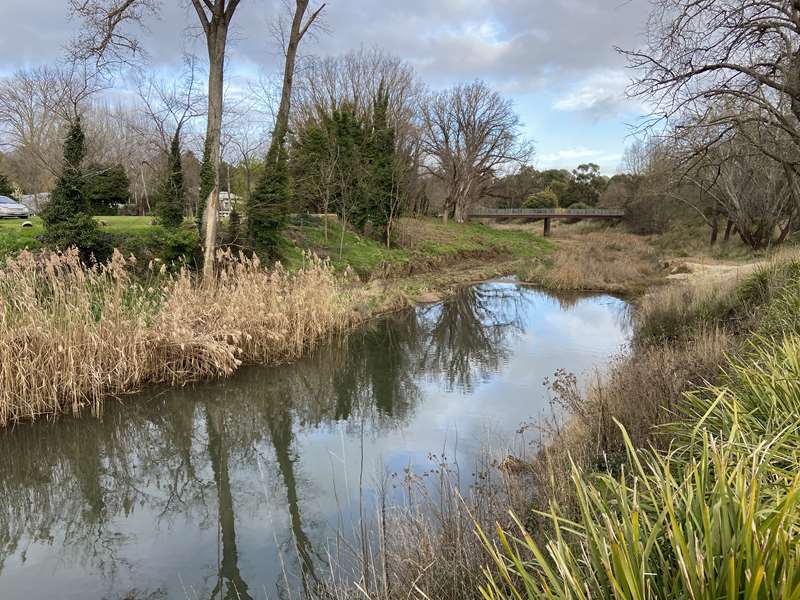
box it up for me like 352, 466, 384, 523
0, 283, 629, 599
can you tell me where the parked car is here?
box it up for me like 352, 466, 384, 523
0, 195, 30, 218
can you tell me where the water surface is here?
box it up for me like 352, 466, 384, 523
0, 282, 629, 599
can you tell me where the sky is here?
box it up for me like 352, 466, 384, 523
1, 0, 652, 174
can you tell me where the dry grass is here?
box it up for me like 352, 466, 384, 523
529, 328, 732, 515
0, 248, 355, 426
522, 229, 660, 294
322, 450, 538, 600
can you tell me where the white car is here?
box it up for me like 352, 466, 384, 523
0, 195, 30, 218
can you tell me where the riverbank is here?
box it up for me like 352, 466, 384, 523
0, 218, 555, 426
0, 214, 770, 426
480, 251, 800, 598
326, 246, 800, 599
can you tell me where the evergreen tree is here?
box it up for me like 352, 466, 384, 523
0, 172, 14, 197
85, 163, 130, 214
196, 138, 214, 232
156, 130, 185, 229
227, 206, 241, 245
367, 83, 397, 241
247, 144, 290, 257
42, 117, 100, 256
330, 106, 368, 230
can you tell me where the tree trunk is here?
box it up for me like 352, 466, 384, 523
709, 218, 719, 245
202, 24, 228, 280
723, 219, 735, 242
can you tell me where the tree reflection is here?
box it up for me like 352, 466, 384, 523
416, 285, 529, 392
0, 282, 536, 597
206, 406, 252, 600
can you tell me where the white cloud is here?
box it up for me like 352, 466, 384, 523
537, 147, 622, 174
553, 70, 636, 119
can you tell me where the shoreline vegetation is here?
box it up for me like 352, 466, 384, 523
0, 216, 560, 426
322, 244, 800, 600
0, 214, 785, 427
2, 214, 797, 598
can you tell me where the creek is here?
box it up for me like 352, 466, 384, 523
0, 282, 630, 599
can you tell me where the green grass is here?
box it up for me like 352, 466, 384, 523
0, 217, 44, 255
284, 217, 552, 279
0, 215, 552, 281
283, 219, 410, 277
0, 216, 158, 255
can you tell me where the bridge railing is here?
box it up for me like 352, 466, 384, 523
468, 207, 625, 217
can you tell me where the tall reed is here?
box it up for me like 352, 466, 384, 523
0, 248, 355, 426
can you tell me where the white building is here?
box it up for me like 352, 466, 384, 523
218, 191, 240, 218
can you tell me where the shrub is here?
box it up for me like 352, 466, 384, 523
116, 226, 202, 269
523, 189, 558, 209
84, 163, 129, 215
0, 172, 13, 197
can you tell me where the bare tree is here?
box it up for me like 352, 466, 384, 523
0, 67, 66, 193
420, 80, 532, 223
132, 56, 204, 155
688, 124, 798, 250
295, 48, 422, 135
622, 0, 800, 169
267, 0, 326, 158
69, 0, 242, 278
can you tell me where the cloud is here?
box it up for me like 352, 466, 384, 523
553, 70, 638, 119
537, 147, 622, 173
1, 0, 651, 92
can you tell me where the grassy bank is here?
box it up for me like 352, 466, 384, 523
283, 216, 554, 280
325, 251, 800, 599
481, 258, 800, 598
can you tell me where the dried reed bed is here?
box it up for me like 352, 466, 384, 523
0, 248, 355, 426
530, 230, 660, 294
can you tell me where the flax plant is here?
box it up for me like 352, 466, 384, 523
478, 330, 800, 600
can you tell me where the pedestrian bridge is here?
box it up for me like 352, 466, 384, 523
468, 207, 625, 236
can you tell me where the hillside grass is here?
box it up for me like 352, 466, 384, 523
283, 216, 553, 279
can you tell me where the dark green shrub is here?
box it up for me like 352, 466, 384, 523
41, 118, 102, 261
523, 189, 558, 209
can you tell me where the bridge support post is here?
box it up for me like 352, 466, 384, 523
543, 217, 551, 237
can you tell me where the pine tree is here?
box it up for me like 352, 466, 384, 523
247, 144, 290, 257
157, 130, 185, 229
42, 117, 99, 256
196, 138, 214, 232
330, 106, 368, 230
0, 172, 14, 197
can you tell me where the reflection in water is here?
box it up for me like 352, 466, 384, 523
0, 283, 629, 599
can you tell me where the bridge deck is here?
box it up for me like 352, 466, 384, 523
468, 207, 625, 219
